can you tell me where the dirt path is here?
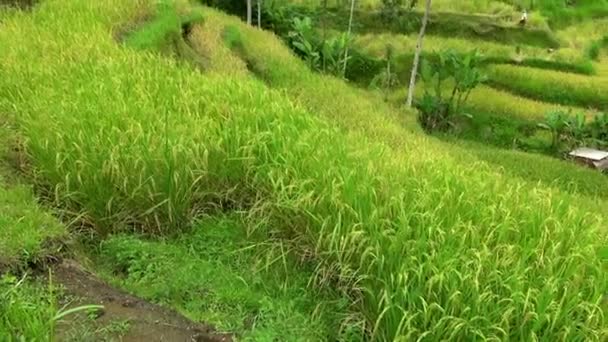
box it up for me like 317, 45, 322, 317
52, 260, 232, 342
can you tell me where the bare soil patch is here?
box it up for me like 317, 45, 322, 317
52, 259, 232, 342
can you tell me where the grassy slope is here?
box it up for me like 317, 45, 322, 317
1, 1, 607, 341
0, 10, 67, 337
184, 7, 608, 340
202, 9, 608, 197
0, 113, 66, 270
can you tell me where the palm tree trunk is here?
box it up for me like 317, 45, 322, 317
247, 0, 252, 25
406, 0, 432, 107
342, 0, 356, 78
257, 0, 262, 28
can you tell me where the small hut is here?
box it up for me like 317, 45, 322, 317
568, 148, 608, 170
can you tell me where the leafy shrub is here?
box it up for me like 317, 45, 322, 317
587, 112, 608, 148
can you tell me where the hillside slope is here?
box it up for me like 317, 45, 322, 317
0, 0, 606, 340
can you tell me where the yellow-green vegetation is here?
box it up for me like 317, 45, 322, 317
464, 85, 598, 121
486, 64, 608, 109
1, 0, 608, 341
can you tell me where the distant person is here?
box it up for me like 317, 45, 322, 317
519, 10, 528, 26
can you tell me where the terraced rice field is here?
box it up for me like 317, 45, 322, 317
1, 0, 607, 340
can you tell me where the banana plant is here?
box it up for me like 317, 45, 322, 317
565, 112, 587, 145
288, 17, 321, 70
538, 110, 570, 150
321, 33, 351, 77
588, 112, 608, 147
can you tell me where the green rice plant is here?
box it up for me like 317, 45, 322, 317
453, 138, 608, 198
0, 6, 20, 22
2, 2, 607, 341
325, 8, 561, 48
209, 8, 608, 341
486, 64, 608, 110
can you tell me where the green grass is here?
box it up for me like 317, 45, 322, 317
486, 64, 608, 110
0, 274, 59, 341
123, 0, 183, 52
96, 216, 357, 340
1, 1, 607, 341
